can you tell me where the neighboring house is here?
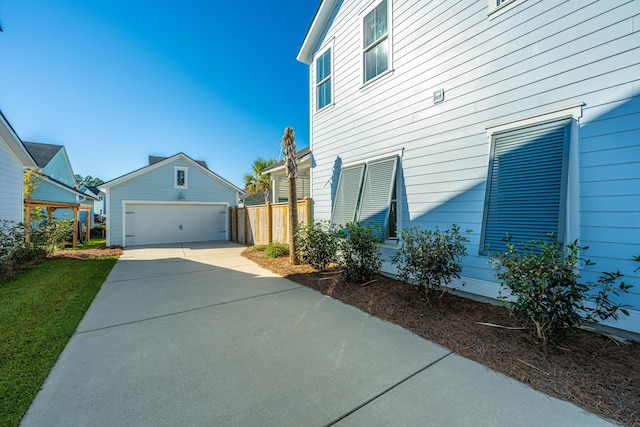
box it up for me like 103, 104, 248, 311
23, 141, 97, 223
80, 185, 106, 216
100, 153, 242, 247
298, 0, 640, 336
263, 146, 312, 203
0, 111, 36, 223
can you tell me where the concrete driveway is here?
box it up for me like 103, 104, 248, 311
21, 242, 614, 426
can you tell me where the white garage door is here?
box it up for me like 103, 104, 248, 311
124, 203, 227, 246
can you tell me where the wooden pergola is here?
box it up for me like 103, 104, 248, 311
24, 200, 92, 248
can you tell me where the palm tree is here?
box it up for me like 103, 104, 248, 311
281, 127, 298, 265
243, 157, 277, 204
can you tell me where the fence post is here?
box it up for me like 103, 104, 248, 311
305, 198, 312, 225
243, 206, 248, 245
267, 202, 273, 244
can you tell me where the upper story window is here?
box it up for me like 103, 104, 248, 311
315, 47, 332, 111
174, 166, 188, 188
362, 0, 390, 84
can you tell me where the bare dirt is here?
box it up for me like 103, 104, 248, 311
242, 248, 640, 427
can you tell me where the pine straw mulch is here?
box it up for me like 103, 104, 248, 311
48, 246, 123, 259
242, 248, 640, 427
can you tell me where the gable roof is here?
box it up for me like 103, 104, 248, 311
0, 110, 36, 167
23, 141, 64, 168
149, 155, 208, 169
29, 173, 99, 202
81, 185, 104, 197
297, 0, 339, 65
262, 146, 312, 174
100, 152, 243, 194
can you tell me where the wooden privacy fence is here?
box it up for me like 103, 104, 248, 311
230, 198, 312, 246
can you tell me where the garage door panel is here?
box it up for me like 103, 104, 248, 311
125, 203, 227, 246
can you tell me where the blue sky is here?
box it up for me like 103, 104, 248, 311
0, 1, 318, 188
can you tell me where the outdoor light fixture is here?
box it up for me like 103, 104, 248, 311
178, 192, 186, 200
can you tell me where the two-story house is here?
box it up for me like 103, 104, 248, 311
298, 0, 640, 336
0, 111, 36, 223
23, 141, 98, 228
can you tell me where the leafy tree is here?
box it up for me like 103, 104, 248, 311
243, 157, 277, 204
23, 169, 42, 199
74, 174, 104, 187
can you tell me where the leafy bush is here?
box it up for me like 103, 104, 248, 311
0, 219, 74, 277
391, 224, 470, 301
295, 220, 339, 270
264, 242, 289, 258
337, 222, 382, 283
490, 235, 633, 344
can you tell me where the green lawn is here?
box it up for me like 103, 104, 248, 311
0, 254, 118, 427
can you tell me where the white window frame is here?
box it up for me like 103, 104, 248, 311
314, 41, 334, 113
174, 166, 188, 189
481, 104, 583, 254
488, 0, 527, 19
360, 0, 392, 86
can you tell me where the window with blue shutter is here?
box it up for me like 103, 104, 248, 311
480, 117, 571, 253
331, 164, 365, 227
358, 157, 398, 238
331, 156, 398, 240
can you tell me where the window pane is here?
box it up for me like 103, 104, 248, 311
364, 41, 388, 82
176, 170, 185, 186
316, 49, 331, 84
317, 79, 331, 110
364, 0, 387, 48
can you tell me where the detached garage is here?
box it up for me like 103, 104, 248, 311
100, 153, 242, 247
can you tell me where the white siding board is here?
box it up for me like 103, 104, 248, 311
0, 140, 23, 223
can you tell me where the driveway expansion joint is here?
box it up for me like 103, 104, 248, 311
324, 351, 454, 426
75, 286, 304, 335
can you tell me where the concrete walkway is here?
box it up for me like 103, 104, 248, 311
21, 242, 615, 426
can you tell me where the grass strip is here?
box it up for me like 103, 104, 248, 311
0, 256, 118, 427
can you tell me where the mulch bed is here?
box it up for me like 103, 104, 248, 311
242, 248, 640, 427
48, 247, 123, 259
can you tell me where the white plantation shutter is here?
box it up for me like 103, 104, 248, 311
357, 157, 397, 238
331, 164, 365, 226
481, 117, 571, 253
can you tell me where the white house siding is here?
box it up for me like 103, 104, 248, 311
106, 158, 238, 246
0, 138, 24, 223
307, 0, 640, 334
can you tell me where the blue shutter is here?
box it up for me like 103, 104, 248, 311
481, 117, 571, 253
357, 156, 398, 239
331, 164, 366, 226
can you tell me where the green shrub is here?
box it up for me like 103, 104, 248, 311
0, 219, 74, 277
490, 235, 633, 344
391, 224, 470, 302
337, 222, 382, 283
264, 242, 289, 258
295, 220, 339, 270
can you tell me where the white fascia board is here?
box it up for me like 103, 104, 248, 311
263, 154, 312, 174
0, 114, 36, 167
100, 153, 243, 195
297, 0, 339, 65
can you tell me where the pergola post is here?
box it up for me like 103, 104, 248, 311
72, 207, 78, 247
